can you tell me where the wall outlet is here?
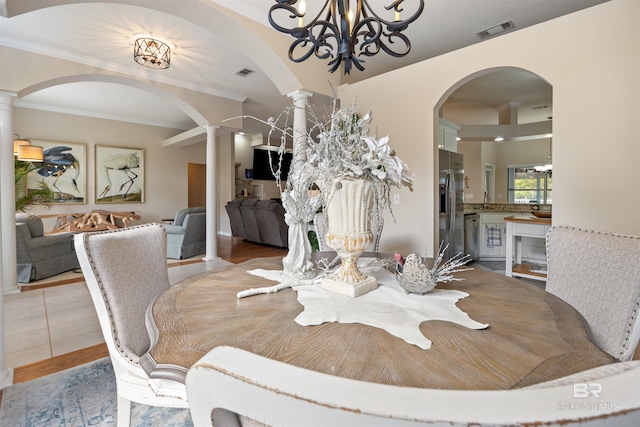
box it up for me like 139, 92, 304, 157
393, 194, 400, 205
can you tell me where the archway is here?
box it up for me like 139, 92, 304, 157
18, 74, 209, 126
432, 67, 553, 256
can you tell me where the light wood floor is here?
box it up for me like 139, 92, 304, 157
6, 236, 287, 386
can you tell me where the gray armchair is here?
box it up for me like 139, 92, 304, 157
163, 207, 207, 259
15, 213, 79, 282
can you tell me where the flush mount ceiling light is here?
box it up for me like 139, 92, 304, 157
133, 36, 172, 69
268, 0, 425, 74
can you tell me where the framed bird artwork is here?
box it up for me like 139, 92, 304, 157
95, 145, 145, 203
27, 140, 87, 204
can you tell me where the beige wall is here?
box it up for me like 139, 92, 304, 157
456, 141, 481, 203
340, 0, 640, 256
481, 141, 499, 202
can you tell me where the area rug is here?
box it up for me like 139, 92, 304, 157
0, 358, 193, 427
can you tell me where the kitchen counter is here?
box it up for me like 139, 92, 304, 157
464, 203, 551, 215
503, 215, 552, 225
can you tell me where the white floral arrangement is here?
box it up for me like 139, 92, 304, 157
308, 104, 413, 187
261, 96, 413, 222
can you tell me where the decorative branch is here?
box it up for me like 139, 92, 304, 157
430, 242, 473, 282
237, 278, 315, 299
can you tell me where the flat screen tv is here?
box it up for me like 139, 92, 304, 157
252, 148, 293, 181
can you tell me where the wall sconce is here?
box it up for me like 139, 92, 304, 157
13, 134, 31, 155
17, 144, 44, 162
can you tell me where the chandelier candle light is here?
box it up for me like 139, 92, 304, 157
268, 0, 425, 74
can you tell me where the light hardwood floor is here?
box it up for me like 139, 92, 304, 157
6, 236, 287, 385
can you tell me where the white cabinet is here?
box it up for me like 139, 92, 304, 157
504, 217, 551, 282
479, 213, 507, 260
438, 118, 460, 152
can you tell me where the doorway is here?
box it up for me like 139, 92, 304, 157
484, 164, 495, 203
188, 163, 206, 207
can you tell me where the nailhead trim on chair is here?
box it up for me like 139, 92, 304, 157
546, 225, 640, 360
81, 223, 162, 366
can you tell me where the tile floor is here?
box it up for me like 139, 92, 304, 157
3, 260, 226, 369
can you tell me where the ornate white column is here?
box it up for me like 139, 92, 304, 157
0, 91, 19, 295
203, 124, 219, 260
281, 89, 316, 279
288, 90, 312, 183
0, 91, 17, 389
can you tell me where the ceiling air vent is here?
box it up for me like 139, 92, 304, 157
477, 21, 515, 40
235, 68, 255, 77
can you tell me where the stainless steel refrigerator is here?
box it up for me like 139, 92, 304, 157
439, 150, 464, 260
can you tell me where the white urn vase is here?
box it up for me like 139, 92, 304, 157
321, 177, 378, 297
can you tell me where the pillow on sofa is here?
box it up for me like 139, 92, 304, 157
16, 213, 44, 237
174, 207, 206, 226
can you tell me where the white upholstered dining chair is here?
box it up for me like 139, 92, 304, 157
546, 226, 640, 361
185, 346, 640, 427
314, 211, 383, 252
74, 224, 188, 426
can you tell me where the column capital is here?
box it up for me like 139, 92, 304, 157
0, 90, 17, 99
0, 91, 17, 109
287, 89, 313, 101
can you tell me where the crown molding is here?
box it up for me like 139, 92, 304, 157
14, 100, 193, 130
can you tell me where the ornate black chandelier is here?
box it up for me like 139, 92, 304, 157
268, 0, 425, 74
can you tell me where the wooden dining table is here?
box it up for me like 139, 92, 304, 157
140, 255, 614, 390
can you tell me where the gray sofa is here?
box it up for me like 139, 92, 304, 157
16, 213, 80, 282
225, 198, 288, 248
225, 198, 246, 239
163, 207, 207, 259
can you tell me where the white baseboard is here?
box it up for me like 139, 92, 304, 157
0, 367, 14, 390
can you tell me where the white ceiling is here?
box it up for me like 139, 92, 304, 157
1, 0, 607, 134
